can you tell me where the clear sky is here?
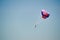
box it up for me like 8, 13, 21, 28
0, 0, 60, 40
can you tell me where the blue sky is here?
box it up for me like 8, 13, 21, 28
0, 0, 60, 40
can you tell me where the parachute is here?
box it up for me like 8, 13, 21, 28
41, 10, 50, 19
34, 9, 50, 28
